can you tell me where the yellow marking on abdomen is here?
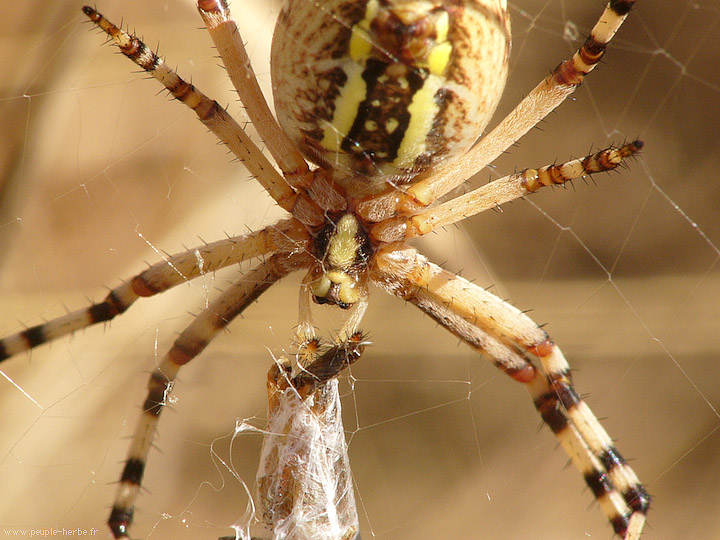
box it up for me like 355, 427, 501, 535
320, 0, 455, 174
393, 75, 444, 170
321, 61, 366, 153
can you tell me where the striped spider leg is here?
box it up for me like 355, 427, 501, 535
371, 241, 649, 539
0, 0, 651, 539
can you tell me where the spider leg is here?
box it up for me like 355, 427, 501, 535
406, 0, 637, 207
197, 1, 351, 221
371, 243, 650, 539
0, 219, 309, 361
82, 7, 306, 219
82, 5, 345, 227
109, 251, 311, 539
197, 0, 309, 183
372, 247, 535, 380
356, 0, 638, 222
369, 141, 642, 242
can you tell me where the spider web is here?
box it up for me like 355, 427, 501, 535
0, 1, 718, 539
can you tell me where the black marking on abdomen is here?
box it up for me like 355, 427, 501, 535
342, 59, 425, 168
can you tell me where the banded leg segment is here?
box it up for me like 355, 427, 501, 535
371, 243, 649, 538
532, 343, 650, 536
109, 251, 310, 539
369, 141, 643, 243
0, 220, 309, 361
526, 373, 646, 537
81, 7, 305, 218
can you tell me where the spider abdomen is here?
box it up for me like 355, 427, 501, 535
271, 0, 511, 195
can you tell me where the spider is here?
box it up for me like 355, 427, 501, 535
0, 0, 650, 539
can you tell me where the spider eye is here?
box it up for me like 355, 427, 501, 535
271, 0, 511, 195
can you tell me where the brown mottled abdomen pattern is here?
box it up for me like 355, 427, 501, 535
271, 0, 510, 196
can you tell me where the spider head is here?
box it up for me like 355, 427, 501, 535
310, 213, 372, 309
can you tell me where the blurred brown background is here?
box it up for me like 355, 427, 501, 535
0, 1, 718, 539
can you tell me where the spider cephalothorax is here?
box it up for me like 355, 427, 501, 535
0, 1, 650, 539
310, 213, 373, 308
